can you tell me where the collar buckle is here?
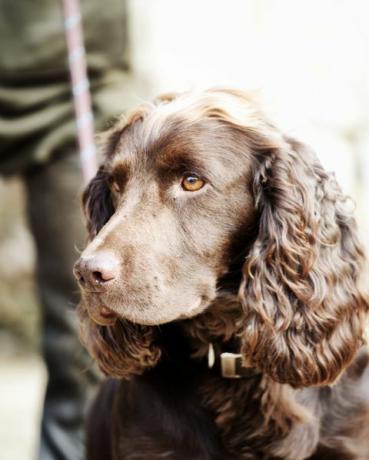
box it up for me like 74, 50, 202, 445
220, 352, 243, 378
207, 343, 257, 379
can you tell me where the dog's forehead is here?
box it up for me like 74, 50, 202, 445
104, 89, 273, 172
108, 110, 250, 181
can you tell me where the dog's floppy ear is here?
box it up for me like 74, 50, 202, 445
82, 166, 114, 240
78, 304, 161, 379
240, 137, 369, 387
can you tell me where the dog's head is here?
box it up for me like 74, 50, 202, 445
75, 88, 368, 386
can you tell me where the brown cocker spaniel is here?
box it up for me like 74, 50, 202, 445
74, 89, 369, 460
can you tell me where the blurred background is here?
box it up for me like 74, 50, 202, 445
1, 0, 368, 458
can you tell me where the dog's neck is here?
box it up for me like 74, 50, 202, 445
149, 292, 320, 460
181, 291, 244, 359
157, 292, 256, 378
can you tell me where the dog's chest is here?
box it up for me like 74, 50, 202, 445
111, 370, 228, 460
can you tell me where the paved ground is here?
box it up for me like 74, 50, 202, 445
0, 354, 46, 460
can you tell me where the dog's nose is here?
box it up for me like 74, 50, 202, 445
74, 254, 119, 289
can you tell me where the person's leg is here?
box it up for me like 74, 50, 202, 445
24, 151, 98, 460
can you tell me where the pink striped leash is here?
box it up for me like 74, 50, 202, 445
62, 0, 97, 184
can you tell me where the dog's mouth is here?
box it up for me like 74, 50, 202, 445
84, 293, 208, 327
87, 303, 118, 326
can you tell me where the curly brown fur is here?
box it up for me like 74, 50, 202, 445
240, 137, 368, 387
78, 303, 161, 378
75, 88, 369, 459
184, 294, 320, 459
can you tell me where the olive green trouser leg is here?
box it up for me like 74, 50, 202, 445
24, 152, 98, 460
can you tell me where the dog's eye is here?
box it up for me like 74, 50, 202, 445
181, 174, 205, 192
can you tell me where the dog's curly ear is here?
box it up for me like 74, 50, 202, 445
240, 137, 369, 387
78, 304, 161, 379
82, 166, 114, 240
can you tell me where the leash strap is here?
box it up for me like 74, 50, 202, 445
62, 0, 97, 184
